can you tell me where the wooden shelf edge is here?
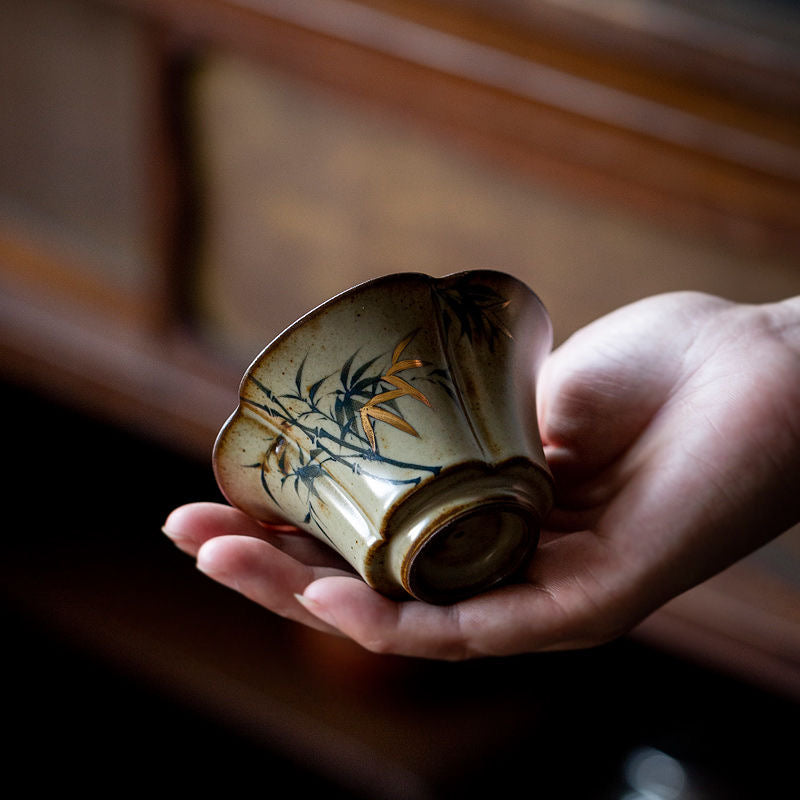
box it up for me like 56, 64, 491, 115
0, 277, 237, 461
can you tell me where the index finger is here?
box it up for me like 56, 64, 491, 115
163, 501, 345, 569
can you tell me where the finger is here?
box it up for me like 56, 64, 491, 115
163, 502, 280, 555
538, 359, 656, 476
543, 444, 636, 517
536, 305, 683, 476
163, 502, 347, 569
266, 529, 359, 571
297, 575, 478, 659
196, 535, 348, 635
296, 577, 568, 659
297, 535, 631, 659
294, 564, 588, 661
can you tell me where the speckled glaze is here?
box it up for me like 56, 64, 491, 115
213, 270, 554, 603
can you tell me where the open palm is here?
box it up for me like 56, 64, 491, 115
164, 292, 800, 659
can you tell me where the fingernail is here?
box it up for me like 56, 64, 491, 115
161, 525, 193, 555
294, 593, 338, 629
161, 523, 180, 538
161, 524, 183, 544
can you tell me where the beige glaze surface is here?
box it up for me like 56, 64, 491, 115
213, 270, 553, 602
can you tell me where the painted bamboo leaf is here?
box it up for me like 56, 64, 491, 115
434, 280, 512, 351
358, 332, 432, 451
240, 328, 457, 539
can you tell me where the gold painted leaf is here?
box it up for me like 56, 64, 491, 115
358, 332, 433, 451
385, 358, 425, 376
361, 388, 407, 409
363, 405, 419, 434
392, 334, 414, 364
383, 375, 431, 406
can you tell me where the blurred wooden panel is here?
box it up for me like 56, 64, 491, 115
0, 0, 152, 296
191, 52, 799, 363
118, 0, 800, 239
432, 0, 800, 109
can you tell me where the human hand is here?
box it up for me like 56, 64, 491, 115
163, 292, 800, 659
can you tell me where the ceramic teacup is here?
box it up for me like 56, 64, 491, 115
213, 270, 554, 603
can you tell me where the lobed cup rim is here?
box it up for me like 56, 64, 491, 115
235, 268, 550, 396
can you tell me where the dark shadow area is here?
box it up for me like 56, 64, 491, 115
1, 382, 356, 795
2, 380, 797, 799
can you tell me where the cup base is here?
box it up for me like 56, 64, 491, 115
375, 459, 553, 604
405, 502, 537, 604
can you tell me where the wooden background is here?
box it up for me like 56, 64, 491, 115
2, 1, 799, 792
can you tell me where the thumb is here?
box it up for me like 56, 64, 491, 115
536, 295, 703, 477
